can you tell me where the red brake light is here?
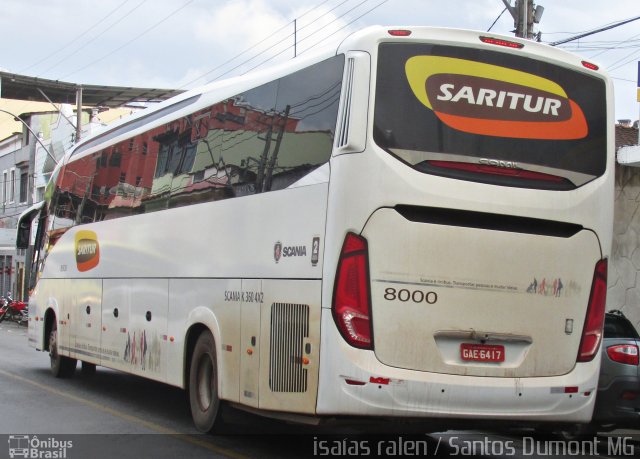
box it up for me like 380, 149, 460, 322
577, 259, 608, 362
388, 29, 411, 37
607, 344, 639, 366
480, 36, 525, 49
581, 61, 599, 71
427, 160, 566, 183
332, 233, 373, 349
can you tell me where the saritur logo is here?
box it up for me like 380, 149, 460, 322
75, 230, 100, 272
405, 56, 588, 140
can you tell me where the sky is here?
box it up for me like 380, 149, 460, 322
0, 0, 639, 121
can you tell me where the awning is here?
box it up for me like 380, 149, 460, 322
0, 71, 185, 108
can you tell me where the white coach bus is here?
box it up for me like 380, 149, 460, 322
19, 26, 613, 432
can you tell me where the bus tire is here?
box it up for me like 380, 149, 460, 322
189, 330, 223, 433
49, 322, 77, 378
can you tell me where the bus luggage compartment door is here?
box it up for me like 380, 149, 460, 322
69, 279, 102, 365
362, 206, 601, 378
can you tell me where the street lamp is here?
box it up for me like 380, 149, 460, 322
0, 108, 59, 166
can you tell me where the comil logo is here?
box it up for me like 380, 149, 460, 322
405, 56, 588, 140
75, 230, 100, 272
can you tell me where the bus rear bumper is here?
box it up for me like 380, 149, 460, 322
317, 316, 599, 423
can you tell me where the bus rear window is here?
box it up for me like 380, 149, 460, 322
373, 43, 607, 189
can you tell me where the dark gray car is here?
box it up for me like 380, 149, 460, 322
591, 310, 640, 429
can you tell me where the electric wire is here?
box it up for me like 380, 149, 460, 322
487, 8, 507, 32
298, 0, 389, 55
59, 0, 194, 81
18, 0, 132, 74
37, 0, 150, 78
237, 0, 387, 78
550, 15, 640, 46
177, 0, 344, 89
192, 0, 374, 86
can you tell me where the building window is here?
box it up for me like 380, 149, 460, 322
109, 151, 122, 167
9, 169, 15, 203
19, 171, 28, 204
2, 171, 7, 205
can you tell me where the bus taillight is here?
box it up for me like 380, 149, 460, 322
479, 36, 525, 49
388, 29, 412, 37
581, 61, 599, 71
427, 161, 566, 183
577, 259, 607, 362
332, 233, 373, 349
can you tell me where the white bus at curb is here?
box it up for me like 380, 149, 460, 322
18, 25, 613, 432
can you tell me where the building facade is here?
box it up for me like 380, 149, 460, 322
0, 101, 136, 300
609, 124, 640, 330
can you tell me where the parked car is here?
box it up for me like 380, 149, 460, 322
591, 309, 640, 430
551, 310, 639, 439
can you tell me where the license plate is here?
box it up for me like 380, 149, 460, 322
460, 343, 505, 362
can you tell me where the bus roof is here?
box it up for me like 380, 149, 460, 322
67, 25, 609, 164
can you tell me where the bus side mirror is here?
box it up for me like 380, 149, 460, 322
16, 219, 31, 249
16, 202, 44, 250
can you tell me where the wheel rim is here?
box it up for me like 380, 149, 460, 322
196, 353, 214, 411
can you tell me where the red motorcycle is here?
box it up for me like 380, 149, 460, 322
0, 293, 28, 325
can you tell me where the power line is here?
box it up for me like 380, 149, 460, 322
178, 0, 344, 88
543, 18, 636, 36
238, 0, 386, 78
59, 0, 194, 81
611, 76, 637, 83
232, 0, 375, 79
487, 8, 507, 32
180, 0, 361, 89
296, 0, 356, 35
299, 0, 389, 55
18, 0, 133, 74
609, 49, 640, 72
178, 22, 293, 89
296, 0, 373, 50
550, 15, 640, 46
590, 32, 640, 59
37, 0, 149, 78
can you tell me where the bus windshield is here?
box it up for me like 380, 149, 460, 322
373, 43, 608, 190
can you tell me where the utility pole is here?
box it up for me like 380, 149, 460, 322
76, 86, 83, 143
501, 0, 544, 40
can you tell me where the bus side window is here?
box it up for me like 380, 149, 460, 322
265, 55, 344, 192
221, 81, 279, 197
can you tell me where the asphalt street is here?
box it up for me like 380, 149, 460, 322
1, 320, 638, 459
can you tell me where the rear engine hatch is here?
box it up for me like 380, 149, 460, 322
363, 206, 601, 378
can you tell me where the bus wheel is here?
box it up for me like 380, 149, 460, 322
189, 330, 223, 433
49, 322, 77, 378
